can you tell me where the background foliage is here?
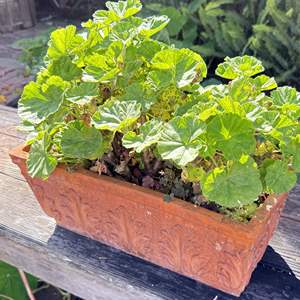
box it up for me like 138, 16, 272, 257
144, 0, 300, 89
0, 261, 38, 300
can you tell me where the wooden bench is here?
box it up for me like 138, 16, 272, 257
0, 104, 300, 300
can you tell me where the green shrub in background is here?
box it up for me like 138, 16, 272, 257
250, 0, 300, 85
145, 0, 300, 89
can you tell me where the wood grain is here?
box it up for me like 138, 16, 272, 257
0, 106, 300, 299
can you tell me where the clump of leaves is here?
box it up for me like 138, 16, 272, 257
145, 0, 300, 89
14, 28, 54, 76
18, 0, 299, 221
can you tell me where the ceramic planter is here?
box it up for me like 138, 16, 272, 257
10, 144, 287, 296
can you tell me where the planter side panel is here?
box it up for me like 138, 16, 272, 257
11, 153, 286, 296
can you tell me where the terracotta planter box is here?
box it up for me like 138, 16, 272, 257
10, 144, 287, 296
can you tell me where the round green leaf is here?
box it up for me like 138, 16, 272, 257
122, 119, 163, 152
207, 113, 256, 159
253, 75, 277, 91
121, 82, 157, 111
66, 82, 99, 105
281, 136, 300, 172
157, 114, 206, 167
27, 138, 57, 179
61, 120, 104, 160
18, 76, 66, 125
202, 160, 263, 208
271, 86, 300, 106
139, 15, 170, 38
229, 77, 255, 102
47, 25, 84, 59
264, 160, 297, 194
106, 0, 142, 19
92, 100, 141, 132
149, 48, 207, 89
48, 56, 82, 81
216, 55, 264, 79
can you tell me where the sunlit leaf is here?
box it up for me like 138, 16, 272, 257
47, 25, 83, 59
264, 160, 297, 194
27, 137, 57, 179
216, 55, 264, 79
157, 114, 206, 166
271, 86, 300, 106
66, 82, 98, 105
207, 113, 256, 159
123, 119, 163, 152
106, 0, 142, 19
61, 120, 104, 160
92, 100, 141, 132
202, 160, 262, 208
139, 16, 170, 38
48, 56, 82, 81
18, 76, 66, 124
148, 48, 207, 88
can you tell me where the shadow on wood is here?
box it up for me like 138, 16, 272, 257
45, 225, 300, 300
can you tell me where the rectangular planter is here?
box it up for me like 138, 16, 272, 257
10, 144, 287, 296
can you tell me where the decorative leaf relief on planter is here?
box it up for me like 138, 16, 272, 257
214, 240, 249, 291
26, 175, 89, 233
252, 198, 283, 265
24, 171, 267, 293
157, 224, 184, 271
101, 204, 153, 257
156, 222, 247, 291
10, 147, 288, 296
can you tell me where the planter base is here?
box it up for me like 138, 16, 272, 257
10, 144, 287, 296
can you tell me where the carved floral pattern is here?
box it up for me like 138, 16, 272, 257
16, 160, 287, 296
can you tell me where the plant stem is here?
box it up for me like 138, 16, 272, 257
211, 156, 218, 168
152, 159, 162, 174
0, 294, 14, 300
142, 150, 152, 173
18, 269, 36, 300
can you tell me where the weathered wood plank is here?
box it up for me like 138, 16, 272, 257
17, 0, 36, 28
0, 133, 25, 180
283, 184, 300, 221
0, 125, 24, 139
0, 104, 19, 113
0, 113, 19, 127
0, 230, 163, 300
0, 106, 20, 132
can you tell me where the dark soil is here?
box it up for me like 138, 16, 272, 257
87, 133, 267, 222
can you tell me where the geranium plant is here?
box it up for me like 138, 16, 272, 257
18, 0, 299, 221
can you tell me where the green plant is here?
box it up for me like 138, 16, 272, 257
145, 0, 300, 89
249, 0, 300, 85
0, 261, 38, 300
14, 29, 54, 76
18, 0, 299, 220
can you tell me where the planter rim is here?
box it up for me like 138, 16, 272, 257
9, 143, 287, 238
